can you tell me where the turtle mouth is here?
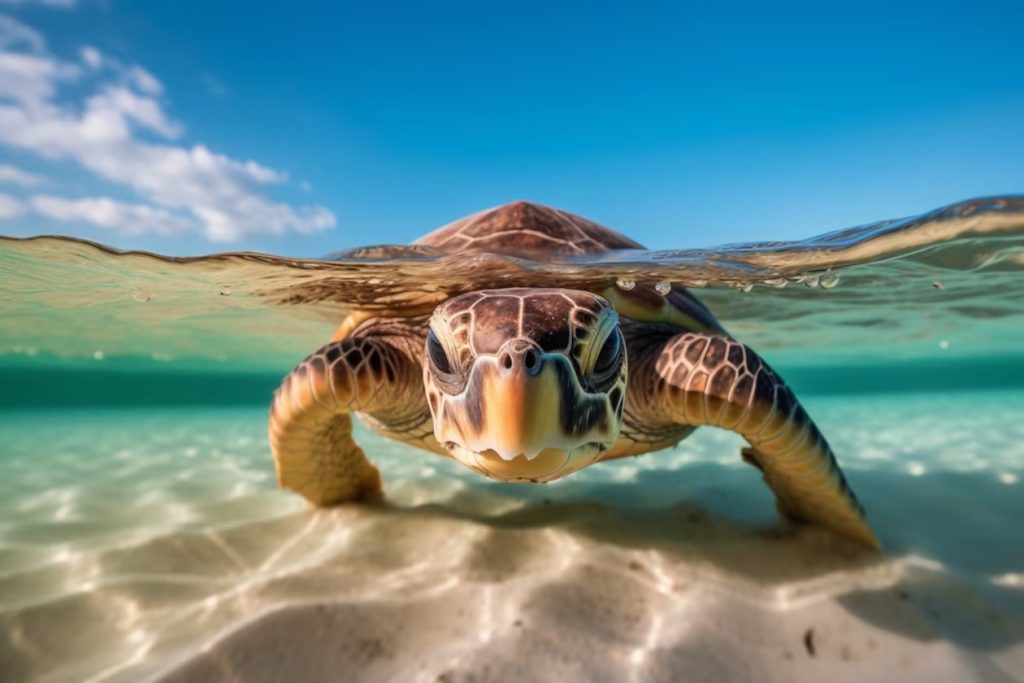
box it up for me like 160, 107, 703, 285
442, 441, 609, 462
442, 441, 610, 482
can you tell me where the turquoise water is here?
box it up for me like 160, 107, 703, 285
1, 394, 1023, 681
1, 197, 1023, 681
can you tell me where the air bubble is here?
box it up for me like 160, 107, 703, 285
939, 339, 950, 350
654, 280, 671, 296
615, 278, 636, 291
93, 350, 105, 360
803, 273, 821, 288
739, 283, 753, 293
818, 271, 840, 289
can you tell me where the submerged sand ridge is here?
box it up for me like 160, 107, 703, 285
0, 392, 1023, 682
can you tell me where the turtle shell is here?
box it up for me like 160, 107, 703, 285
332, 201, 722, 338
414, 201, 644, 257
421, 202, 721, 331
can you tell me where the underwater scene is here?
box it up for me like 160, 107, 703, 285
1, 196, 1023, 682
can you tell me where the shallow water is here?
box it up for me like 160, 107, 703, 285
1, 396, 1023, 682
1, 197, 1023, 682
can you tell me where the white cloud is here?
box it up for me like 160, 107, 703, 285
127, 65, 162, 95
0, 17, 78, 108
79, 44, 102, 69
77, 44, 163, 95
0, 50, 79, 106
0, 14, 44, 52
0, 192, 26, 218
87, 85, 182, 138
0, 15, 336, 241
0, 163, 45, 187
31, 194, 194, 235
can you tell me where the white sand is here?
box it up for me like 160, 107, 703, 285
1, 391, 1023, 682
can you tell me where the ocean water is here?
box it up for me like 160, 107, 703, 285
1, 197, 1023, 682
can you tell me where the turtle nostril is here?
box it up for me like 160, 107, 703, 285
499, 348, 541, 373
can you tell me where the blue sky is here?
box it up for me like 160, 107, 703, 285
0, 1, 1021, 256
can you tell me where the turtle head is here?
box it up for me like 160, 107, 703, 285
424, 288, 627, 482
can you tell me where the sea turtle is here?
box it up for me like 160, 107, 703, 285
269, 201, 879, 548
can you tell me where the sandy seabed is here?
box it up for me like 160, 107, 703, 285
0, 390, 1023, 682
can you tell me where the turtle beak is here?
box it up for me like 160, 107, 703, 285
475, 343, 563, 461
433, 341, 618, 481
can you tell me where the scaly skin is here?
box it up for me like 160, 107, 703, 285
626, 331, 878, 548
268, 321, 434, 506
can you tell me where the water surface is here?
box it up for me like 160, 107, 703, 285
2, 196, 1023, 369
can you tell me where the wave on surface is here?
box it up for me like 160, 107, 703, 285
2, 196, 1023, 367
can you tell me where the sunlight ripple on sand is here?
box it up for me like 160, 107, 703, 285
0, 392, 1022, 682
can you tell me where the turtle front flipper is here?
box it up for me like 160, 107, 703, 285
269, 336, 422, 506
636, 332, 879, 548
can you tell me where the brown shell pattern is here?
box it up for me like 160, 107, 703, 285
414, 200, 644, 257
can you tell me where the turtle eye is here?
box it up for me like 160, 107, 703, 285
426, 329, 453, 375
593, 329, 622, 375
